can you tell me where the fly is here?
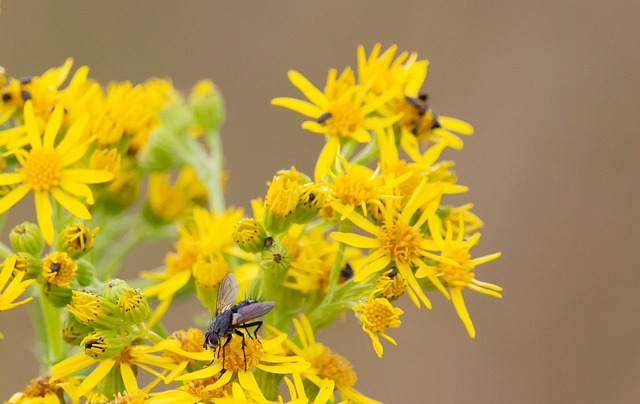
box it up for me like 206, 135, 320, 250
203, 273, 275, 370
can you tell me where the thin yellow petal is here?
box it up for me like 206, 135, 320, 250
450, 287, 476, 338
471, 252, 502, 266
63, 169, 114, 184
438, 116, 474, 135
331, 202, 379, 235
0, 184, 29, 215
175, 363, 222, 381
56, 114, 89, 157
34, 191, 54, 244
23, 101, 41, 150
60, 143, 90, 167
353, 255, 390, 282
77, 358, 116, 396
51, 353, 97, 381
120, 362, 139, 392
43, 104, 65, 149
51, 188, 92, 219
0, 173, 22, 186
59, 178, 94, 204
314, 137, 339, 181
288, 70, 328, 109
397, 262, 431, 309
330, 232, 379, 249
237, 370, 261, 394
271, 97, 324, 118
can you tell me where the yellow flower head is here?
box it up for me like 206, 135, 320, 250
272, 69, 399, 180
414, 214, 503, 338
147, 166, 208, 223
42, 252, 77, 287
353, 297, 403, 358
0, 255, 35, 312
0, 101, 113, 244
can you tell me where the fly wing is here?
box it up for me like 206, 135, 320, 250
216, 273, 238, 315
232, 301, 275, 325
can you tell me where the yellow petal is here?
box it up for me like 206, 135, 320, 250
120, 362, 138, 393
56, 114, 89, 157
330, 232, 379, 249
59, 178, 94, 204
397, 262, 431, 309
237, 370, 261, 394
331, 202, 379, 235
63, 169, 114, 184
51, 188, 92, 219
353, 254, 390, 282
450, 287, 476, 338
438, 116, 474, 135
0, 184, 29, 215
23, 101, 42, 150
287, 70, 328, 109
43, 104, 65, 149
34, 191, 54, 245
0, 173, 23, 186
77, 358, 116, 396
271, 97, 324, 118
314, 136, 339, 181
51, 353, 96, 381
175, 363, 222, 381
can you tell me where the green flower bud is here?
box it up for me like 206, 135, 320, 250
75, 259, 95, 287
138, 101, 198, 173
262, 174, 300, 234
292, 183, 328, 224
260, 242, 290, 275
102, 279, 129, 304
7, 254, 41, 280
190, 80, 225, 133
81, 329, 132, 360
58, 223, 98, 258
42, 282, 73, 307
117, 288, 150, 325
67, 290, 124, 330
62, 313, 93, 345
9, 222, 43, 255
233, 218, 269, 253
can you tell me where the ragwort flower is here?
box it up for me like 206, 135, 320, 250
0, 101, 113, 244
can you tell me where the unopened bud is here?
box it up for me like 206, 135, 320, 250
233, 218, 268, 253
9, 222, 43, 256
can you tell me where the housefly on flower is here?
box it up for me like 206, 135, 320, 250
203, 273, 275, 370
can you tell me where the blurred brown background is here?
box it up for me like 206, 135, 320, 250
1, 1, 639, 403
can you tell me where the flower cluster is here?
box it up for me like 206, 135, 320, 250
0, 44, 502, 403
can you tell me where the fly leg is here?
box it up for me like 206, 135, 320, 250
233, 329, 247, 370
236, 320, 263, 340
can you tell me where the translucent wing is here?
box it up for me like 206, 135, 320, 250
232, 301, 275, 325
216, 273, 238, 315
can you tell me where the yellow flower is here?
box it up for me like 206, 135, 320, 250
0, 255, 35, 337
7, 375, 81, 404
0, 101, 113, 244
279, 314, 380, 403
272, 69, 399, 180
42, 252, 77, 286
147, 166, 208, 223
331, 179, 452, 309
281, 373, 335, 404
415, 214, 502, 338
353, 297, 403, 358
51, 341, 178, 398
175, 333, 309, 399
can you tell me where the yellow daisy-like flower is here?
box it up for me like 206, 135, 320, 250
415, 214, 502, 338
281, 373, 335, 404
353, 297, 403, 358
51, 340, 178, 398
42, 252, 77, 286
0, 255, 35, 312
149, 375, 234, 404
280, 314, 380, 404
175, 333, 309, 398
0, 101, 113, 244
272, 69, 399, 180
7, 375, 81, 404
331, 179, 453, 309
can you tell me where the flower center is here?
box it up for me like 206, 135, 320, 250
312, 348, 357, 388
326, 101, 362, 137
334, 172, 375, 207
377, 222, 423, 264
42, 252, 77, 287
23, 376, 59, 398
217, 333, 264, 372
184, 376, 231, 401
360, 298, 399, 333
20, 149, 62, 191
113, 391, 147, 404
164, 328, 205, 363
438, 246, 475, 287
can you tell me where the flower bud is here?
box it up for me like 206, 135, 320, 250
42, 252, 77, 287
7, 254, 41, 280
75, 259, 95, 287
190, 80, 225, 133
42, 282, 73, 307
102, 279, 129, 304
259, 242, 290, 274
81, 329, 131, 360
117, 288, 150, 325
62, 312, 93, 345
68, 290, 123, 330
232, 218, 269, 253
9, 222, 43, 256
59, 223, 98, 257
192, 254, 227, 314
292, 183, 327, 224
262, 174, 300, 234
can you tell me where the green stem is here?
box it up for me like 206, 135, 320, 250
27, 289, 49, 375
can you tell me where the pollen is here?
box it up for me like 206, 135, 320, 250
359, 297, 402, 334
22, 376, 60, 398
217, 333, 264, 372
112, 390, 147, 404
334, 171, 375, 207
438, 246, 475, 288
377, 222, 423, 264
184, 376, 232, 401
19, 149, 63, 191
313, 348, 357, 388
325, 101, 362, 137
42, 252, 77, 287
163, 328, 205, 363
